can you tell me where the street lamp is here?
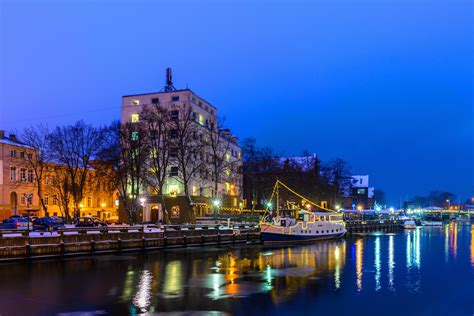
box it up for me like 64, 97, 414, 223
213, 199, 221, 224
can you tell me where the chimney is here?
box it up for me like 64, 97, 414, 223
9, 134, 17, 141
0, 130, 4, 139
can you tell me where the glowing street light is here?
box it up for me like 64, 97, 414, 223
212, 199, 221, 207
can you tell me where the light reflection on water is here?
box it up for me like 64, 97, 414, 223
388, 234, 395, 291
0, 224, 473, 316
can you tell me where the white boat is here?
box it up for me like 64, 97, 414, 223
402, 220, 417, 229
421, 221, 442, 226
260, 210, 346, 243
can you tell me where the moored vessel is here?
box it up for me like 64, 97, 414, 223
259, 180, 346, 244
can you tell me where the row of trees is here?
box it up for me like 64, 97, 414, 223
20, 103, 240, 223
241, 138, 353, 209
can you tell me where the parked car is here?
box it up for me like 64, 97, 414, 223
74, 217, 107, 228
2, 217, 29, 230
32, 217, 65, 231
104, 216, 119, 225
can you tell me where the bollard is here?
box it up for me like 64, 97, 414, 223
117, 238, 122, 253
91, 240, 96, 253
60, 240, 65, 257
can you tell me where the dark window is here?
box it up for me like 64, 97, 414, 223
170, 167, 178, 176
20, 152, 25, 158
151, 98, 159, 104
169, 129, 178, 138
170, 146, 178, 157
171, 96, 179, 101
170, 110, 179, 120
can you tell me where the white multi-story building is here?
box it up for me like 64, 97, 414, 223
121, 70, 242, 222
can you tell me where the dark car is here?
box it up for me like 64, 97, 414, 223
2, 217, 29, 230
32, 217, 65, 231
74, 217, 107, 228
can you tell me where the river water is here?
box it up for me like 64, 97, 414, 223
0, 222, 473, 316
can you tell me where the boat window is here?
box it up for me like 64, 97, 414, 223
331, 230, 334, 233
316, 231, 319, 234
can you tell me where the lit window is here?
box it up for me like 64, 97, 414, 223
20, 168, 26, 182
226, 153, 230, 162
10, 167, 16, 181
169, 184, 179, 195
198, 114, 205, 125
131, 131, 139, 141
132, 99, 140, 105
357, 188, 365, 194
28, 170, 34, 183
131, 114, 139, 123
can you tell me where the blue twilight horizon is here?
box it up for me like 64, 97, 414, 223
0, 0, 472, 204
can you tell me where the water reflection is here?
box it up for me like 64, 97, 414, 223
334, 245, 341, 289
162, 261, 183, 298
374, 237, 381, 291
355, 239, 363, 291
2, 228, 474, 316
133, 270, 152, 312
471, 225, 474, 266
388, 235, 395, 291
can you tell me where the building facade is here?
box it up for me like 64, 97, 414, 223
0, 130, 118, 221
0, 131, 38, 220
121, 71, 243, 223
340, 175, 375, 210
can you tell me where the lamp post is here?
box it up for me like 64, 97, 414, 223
213, 199, 221, 224
139, 198, 146, 223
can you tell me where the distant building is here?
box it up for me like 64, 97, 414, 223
340, 175, 375, 210
121, 69, 243, 223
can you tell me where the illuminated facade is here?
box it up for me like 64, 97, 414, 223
121, 72, 243, 222
0, 130, 118, 220
0, 131, 37, 220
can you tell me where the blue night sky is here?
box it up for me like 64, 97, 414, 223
1, 0, 473, 205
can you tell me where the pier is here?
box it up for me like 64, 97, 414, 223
345, 219, 403, 234
0, 225, 260, 261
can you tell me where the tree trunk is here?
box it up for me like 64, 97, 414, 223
184, 184, 195, 224
159, 192, 170, 224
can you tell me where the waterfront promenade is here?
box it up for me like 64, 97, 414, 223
0, 222, 472, 315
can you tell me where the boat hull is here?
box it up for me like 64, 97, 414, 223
261, 231, 345, 243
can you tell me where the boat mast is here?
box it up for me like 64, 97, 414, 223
276, 181, 280, 217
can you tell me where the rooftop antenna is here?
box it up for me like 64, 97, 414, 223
161, 67, 177, 92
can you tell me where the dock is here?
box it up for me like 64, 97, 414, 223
0, 225, 260, 261
345, 220, 403, 233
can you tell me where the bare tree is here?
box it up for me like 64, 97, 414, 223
205, 118, 238, 201
99, 121, 147, 224
141, 105, 172, 223
49, 121, 106, 219
169, 104, 206, 223
21, 125, 52, 215
48, 164, 73, 220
